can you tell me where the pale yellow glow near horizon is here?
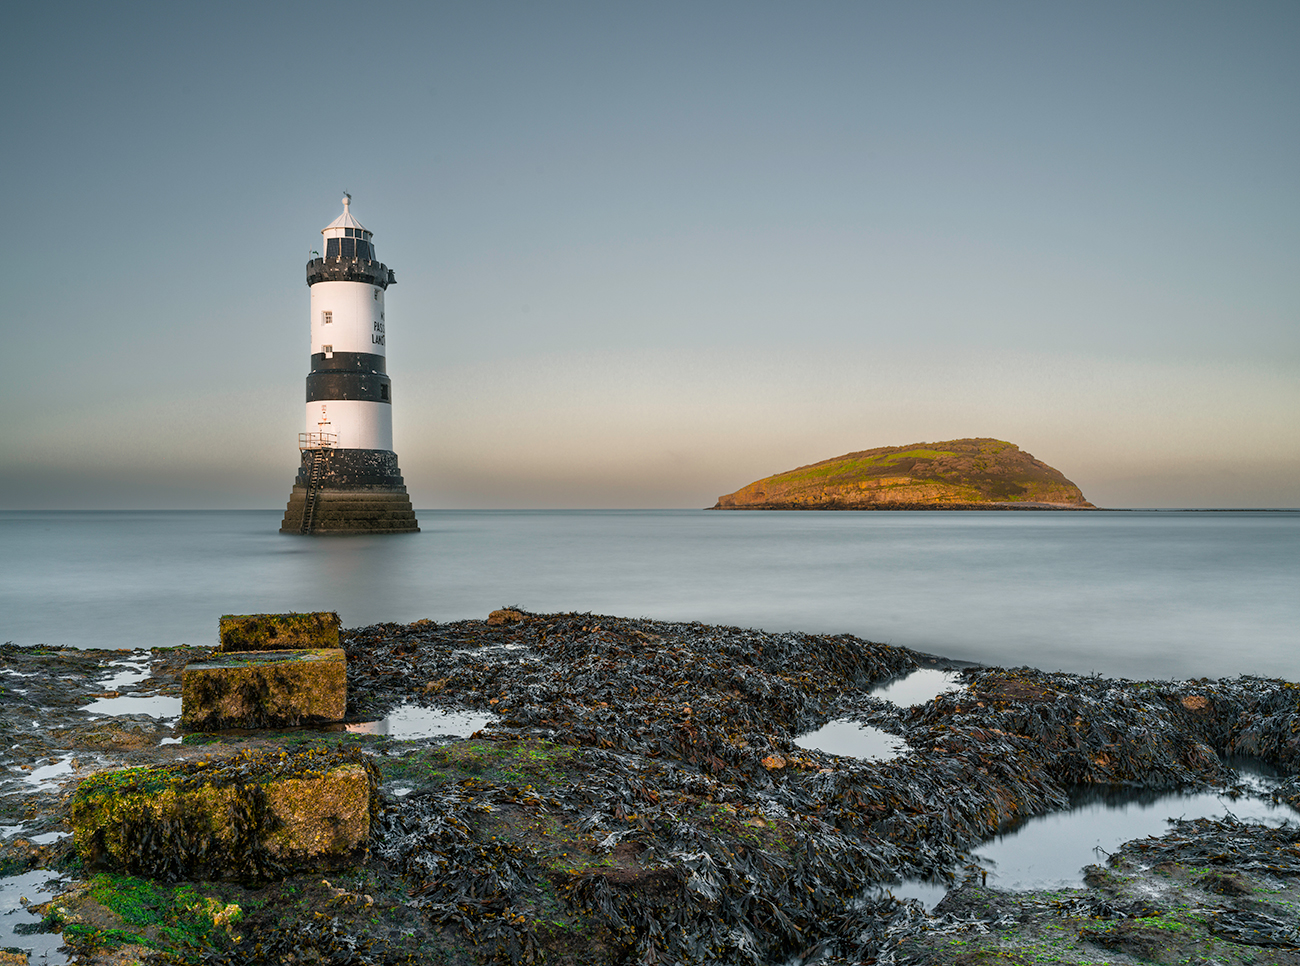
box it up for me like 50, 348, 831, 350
4, 346, 1295, 510
397, 345, 1299, 509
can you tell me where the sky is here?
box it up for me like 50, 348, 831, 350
1, 1, 1297, 509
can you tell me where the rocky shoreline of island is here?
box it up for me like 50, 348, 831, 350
709, 500, 1100, 510
2, 612, 1298, 964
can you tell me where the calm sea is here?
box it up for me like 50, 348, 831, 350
1, 510, 1296, 681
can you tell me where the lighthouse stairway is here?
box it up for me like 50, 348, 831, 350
299, 449, 326, 534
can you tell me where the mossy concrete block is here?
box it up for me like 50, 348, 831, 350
218, 612, 340, 652
70, 749, 377, 881
181, 648, 346, 730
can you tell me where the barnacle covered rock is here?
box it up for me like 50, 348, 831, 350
70, 748, 377, 881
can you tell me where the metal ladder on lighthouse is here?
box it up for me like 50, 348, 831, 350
299, 448, 326, 534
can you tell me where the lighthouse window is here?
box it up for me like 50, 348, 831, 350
341, 237, 356, 258
321, 311, 332, 325
381, 384, 390, 400
325, 238, 339, 258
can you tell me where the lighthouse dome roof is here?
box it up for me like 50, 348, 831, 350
323, 194, 367, 234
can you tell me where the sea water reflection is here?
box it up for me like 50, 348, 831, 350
869, 668, 964, 707
2, 510, 1297, 681
0, 869, 70, 964
971, 780, 1296, 893
890, 769, 1298, 908
795, 668, 964, 759
346, 704, 498, 740
795, 721, 906, 760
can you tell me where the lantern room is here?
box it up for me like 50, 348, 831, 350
321, 194, 377, 261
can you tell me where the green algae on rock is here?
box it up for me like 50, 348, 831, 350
43, 872, 244, 960
70, 748, 377, 881
713, 437, 1095, 509
218, 612, 341, 652
180, 648, 346, 730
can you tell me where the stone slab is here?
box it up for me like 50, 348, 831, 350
219, 612, 340, 651
181, 648, 346, 730
70, 749, 376, 880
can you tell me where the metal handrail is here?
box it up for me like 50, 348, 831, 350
299, 432, 337, 450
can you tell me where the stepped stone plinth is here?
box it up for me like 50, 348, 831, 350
280, 448, 419, 534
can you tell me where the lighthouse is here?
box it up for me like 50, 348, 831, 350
280, 196, 419, 534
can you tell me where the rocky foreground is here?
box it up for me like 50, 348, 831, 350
713, 438, 1095, 510
2, 612, 1299, 964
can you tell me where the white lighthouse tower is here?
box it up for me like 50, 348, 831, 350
280, 196, 419, 534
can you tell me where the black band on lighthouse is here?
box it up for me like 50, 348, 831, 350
310, 351, 387, 373
305, 371, 392, 404
306, 257, 395, 290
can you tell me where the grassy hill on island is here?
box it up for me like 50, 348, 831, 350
713, 438, 1094, 510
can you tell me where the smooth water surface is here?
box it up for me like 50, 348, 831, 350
82, 694, 182, 719
796, 668, 965, 759
0, 869, 69, 964
891, 782, 1299, 909
975, 783, 1298, 893
796, 722, 906, 761
1, 510, 1297, 679
868, 669, 965, 707
346, 704, 498, 739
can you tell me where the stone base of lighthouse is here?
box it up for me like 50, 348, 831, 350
280, 449, 419, 534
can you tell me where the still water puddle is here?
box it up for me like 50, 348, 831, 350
346, 704, 498, 740
83, 694, 182, 719
28, 831, 69, 846
99, 659, 151, 691
795, 721, 906, 761
20, 757, 74, 792
972, 784, 1296, 892
870, 668, 964, 706
795, 669, 964, 760
0, 869, 70, 964
892, 775, 1298, 908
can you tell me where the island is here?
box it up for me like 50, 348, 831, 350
713, 437, 1095, 510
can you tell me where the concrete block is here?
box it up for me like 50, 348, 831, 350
181, 648, 346, 730
70, 749, 376, 880
219, 612, 341, 651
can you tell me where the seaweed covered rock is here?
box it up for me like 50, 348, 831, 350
1221, 679, 1300, 769
70, 748, 377, 881
219, 612, 341, 652
908, 667, 1230, 787
181, 648, 346, 730
28, 611, 1300, 966
346, 611, 919, 778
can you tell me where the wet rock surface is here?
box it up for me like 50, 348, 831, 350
1, 613, 1298, 964
218, 611, 341, 652
70, 748, 376, 881
180, 648, 347, 730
